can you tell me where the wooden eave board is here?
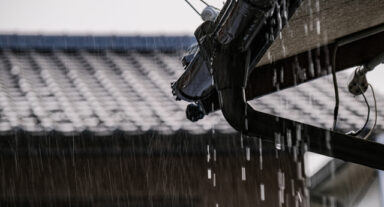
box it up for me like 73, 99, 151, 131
257, 0, 384, 66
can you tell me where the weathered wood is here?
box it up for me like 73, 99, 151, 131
257, 0, 384, 66
246, 25, 384, 100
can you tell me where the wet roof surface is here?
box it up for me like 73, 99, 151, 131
0, 36, 382, 136
0, 50, 232, 135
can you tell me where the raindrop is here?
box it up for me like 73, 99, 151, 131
278, 170, 285, 189
279, 189, 285, 204
208, 168, 212, 179
241, 166, 246, 181
296, 124, 302, 142
278, 170, 286, 204
273, 69, 277, 87
293, 146, 298, 162
327, 65, 332, 74
270, 33, 275, 42
303, 143, 308, 153
275, 132, 282, 150
259, 138, 263, 170
282, 0, 288, 20
304, 24, 309, 36
304, 186, 310, 198
280, 67, 284, 83
297, 191, 303, 203
244, 118, 248, 132
297, 162, 303, 180
316, 0, 320, 12
330, 160, 336, 179
316, 57, 321, 75
213, 173, 216, 187
260, 184, 265, 201
207, 144, 211, 162
277, 9, 283, 31
316, 19, 321, 35
246, 147, 250, 161
308, 55, 315, 77
287, 129, 292, 149
325, 131, 331, 151
295, 191, 302, 207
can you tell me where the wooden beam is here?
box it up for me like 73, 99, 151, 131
257, 0, 384, 66
246, 24, 384, 100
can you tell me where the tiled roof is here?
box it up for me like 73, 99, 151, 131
0, 49, 232, 136
0, 35, 382, 136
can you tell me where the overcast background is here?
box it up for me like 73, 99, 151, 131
0, 0, 382, 94
0, 0, 222, 35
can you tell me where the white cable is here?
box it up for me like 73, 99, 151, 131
364, 84, 377, 140
185, 0, 202, 17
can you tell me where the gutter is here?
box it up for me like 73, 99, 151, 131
211, 1, 384, 170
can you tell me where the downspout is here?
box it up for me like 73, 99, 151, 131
213, 46, 252, 134
212, 0, 304, 135
213, 46, 278, 137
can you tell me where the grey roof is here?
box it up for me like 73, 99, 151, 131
0, 35, 196, 51
0, 35, 382, 137
0, 50, 233, 135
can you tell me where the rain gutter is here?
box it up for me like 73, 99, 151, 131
212, 4, 384, 170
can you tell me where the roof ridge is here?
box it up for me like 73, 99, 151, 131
0, 34, 196, 51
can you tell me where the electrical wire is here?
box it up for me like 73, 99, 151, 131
363, 84, 377, 140
331, 44, 340, 130
185, 0, 202, 17
346, 85, 370, 136
199, 0, 221, 10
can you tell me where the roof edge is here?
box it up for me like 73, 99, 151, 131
0, 34, 196, 50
